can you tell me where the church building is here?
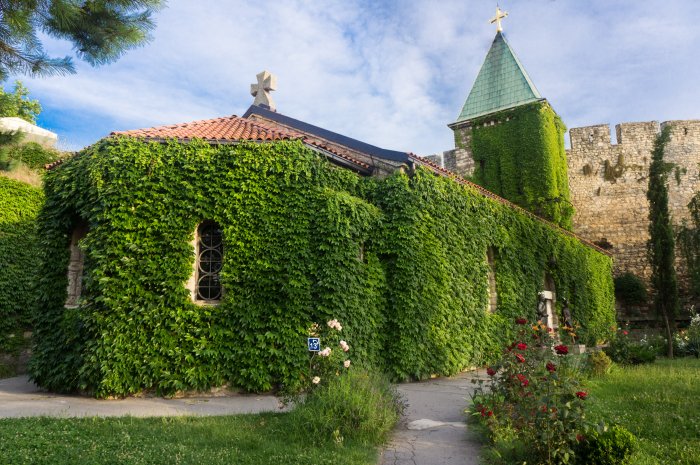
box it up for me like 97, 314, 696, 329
31, 20, 615, 397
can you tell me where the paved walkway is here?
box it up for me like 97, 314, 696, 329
378, 370, 484, 465
0, 375, 284, 418
1, 371, 484, 464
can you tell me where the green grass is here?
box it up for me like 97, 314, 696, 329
0, 413, 378, 464
587, 358, 700, 465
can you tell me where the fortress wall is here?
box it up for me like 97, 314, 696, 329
567, 121, 700, 315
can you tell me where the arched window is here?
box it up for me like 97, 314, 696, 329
65, 222, 88, 307
195, 221, 223, 302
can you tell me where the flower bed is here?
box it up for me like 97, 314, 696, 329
469, 318, 635, 465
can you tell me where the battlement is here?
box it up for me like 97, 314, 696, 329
569, 121, 660, 151
569, 119, 700, 152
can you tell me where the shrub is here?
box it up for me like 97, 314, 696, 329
290, 368, 404, 445
0, 176, 43, 345
613, 273, 647, 306
287, 318, 404, 446
11, 142, 61, 169
470, 318, 590, 465
586, 350, 612, 377
604, 328, 656, 365
686, 308, 700, 358
576, 424, 637, 465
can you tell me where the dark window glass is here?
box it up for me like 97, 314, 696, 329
196, 221, 223, 301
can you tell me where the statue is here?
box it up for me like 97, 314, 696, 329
561, 298, 574, 329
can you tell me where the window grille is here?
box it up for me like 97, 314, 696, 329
196, 221, 223, 301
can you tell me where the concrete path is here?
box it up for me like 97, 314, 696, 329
0, 375, 284, 418
378, 370, 485, 465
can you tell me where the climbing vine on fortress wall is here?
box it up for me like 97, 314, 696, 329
0, 176, 42, 348
469, 102, 574, 230
31, 138, 614, 396
678, 191, 700, 298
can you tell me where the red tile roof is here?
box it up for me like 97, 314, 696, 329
108, 115, 370, 171
111, 115, 298, 142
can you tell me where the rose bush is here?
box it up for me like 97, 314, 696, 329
470, 319, 591, 464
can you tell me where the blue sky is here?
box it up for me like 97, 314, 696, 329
11, 0, 700, 155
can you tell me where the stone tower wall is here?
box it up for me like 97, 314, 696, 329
567, 120, 700, 315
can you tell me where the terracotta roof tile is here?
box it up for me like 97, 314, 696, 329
109, 115, 370, 171
111, 115, 301, 142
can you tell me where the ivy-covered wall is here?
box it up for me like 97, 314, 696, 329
31, 138, 614, 396
0, 176, 43, 347
31, 139, 385, 395
468, 102, 574, 229
368, 169, 613, 381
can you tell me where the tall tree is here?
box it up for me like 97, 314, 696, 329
0, 0, 163, 79
647, 125, 680, 358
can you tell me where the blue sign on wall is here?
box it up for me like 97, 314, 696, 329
307, 337, 320, 352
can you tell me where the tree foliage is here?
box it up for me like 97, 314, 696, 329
0, 0, 163, 79
0, 81, 41, 123
647, 125, 679, 357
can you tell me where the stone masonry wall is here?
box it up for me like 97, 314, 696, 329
445, 122, 476, 177
567, 120, 700, 317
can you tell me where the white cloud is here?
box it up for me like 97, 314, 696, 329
15, 0, 700, 154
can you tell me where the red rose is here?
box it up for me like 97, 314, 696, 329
576, 391, 588, 400
546, 362, 556, 372
515, 353, 525, 363
487, 410, 493, 417
622, 330, 629, 335
486, 367, 496, 376
576, 434, 585, 442
516, 342, 528, 351
554, 344, 569, 355
516, 318, 527, 325
516, 373, 529, 387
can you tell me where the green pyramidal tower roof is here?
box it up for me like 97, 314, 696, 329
455, 32, 542, 123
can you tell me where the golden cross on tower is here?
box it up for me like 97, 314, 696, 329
490, 6, 508, 32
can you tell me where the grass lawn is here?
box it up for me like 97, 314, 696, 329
587, 358, 700, 465
0, 412, 378, 464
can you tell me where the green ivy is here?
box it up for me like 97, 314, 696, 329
368, 168, 614, 380
31, 138, 385, 395
0, 141, 61, 170
467, 102, 574, 229
30, 137, 614, 396
0, 176, 43, 348
678, 192, 700, 298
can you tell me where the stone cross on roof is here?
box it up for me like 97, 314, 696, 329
250, 70, 277, 111
490, 6, 508, 32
